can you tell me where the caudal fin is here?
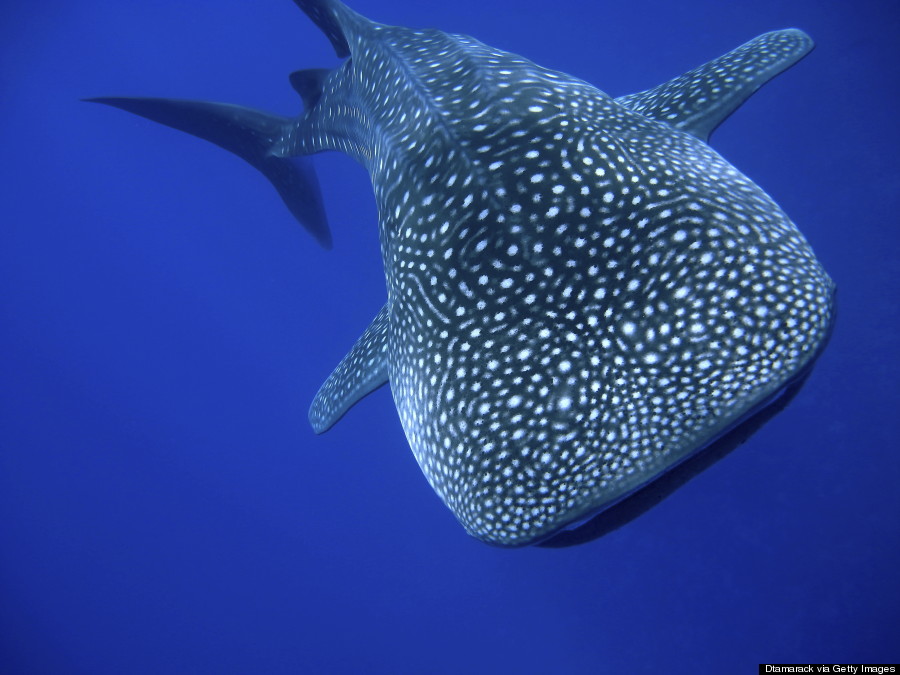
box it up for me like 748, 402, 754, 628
85, 96, 331, 248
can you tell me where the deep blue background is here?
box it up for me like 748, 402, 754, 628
2, 1, 898, 672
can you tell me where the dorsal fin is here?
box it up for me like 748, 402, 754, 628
615, 29, 814, 142
289, 68, 331, 109
309, 304, 390, 433
293, 0, 353, 58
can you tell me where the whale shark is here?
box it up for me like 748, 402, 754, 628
88, 0, 835, 547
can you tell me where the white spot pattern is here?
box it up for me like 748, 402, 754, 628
283, 6, 834, 546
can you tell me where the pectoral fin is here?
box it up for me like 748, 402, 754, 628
309, 304, 390, 433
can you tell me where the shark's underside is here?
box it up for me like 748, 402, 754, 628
89, 0, 835, 546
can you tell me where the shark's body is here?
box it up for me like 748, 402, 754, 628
90, 0, 835, 546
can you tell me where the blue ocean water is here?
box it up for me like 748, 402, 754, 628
1, 0, 898, 672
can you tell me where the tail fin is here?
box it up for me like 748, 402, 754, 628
85, 96, 331, 248
293, 0, 374, 58
294, 0, 351, 57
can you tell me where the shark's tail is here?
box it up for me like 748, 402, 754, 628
292, 0, 375, 58
85, 96, 332, 248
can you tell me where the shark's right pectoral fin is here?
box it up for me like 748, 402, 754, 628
84, 96, 332, 248
309, 304, 390, 433
616, 29, 814, 143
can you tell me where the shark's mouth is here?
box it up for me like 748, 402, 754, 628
538, 290, 836, 548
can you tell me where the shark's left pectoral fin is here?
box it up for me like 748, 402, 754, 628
309, 304, 390, 433
616, 29, 814, 142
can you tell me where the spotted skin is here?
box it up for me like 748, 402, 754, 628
91, 1, 835, 546
309, 305, 389, 433
617, 29, 815, 141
